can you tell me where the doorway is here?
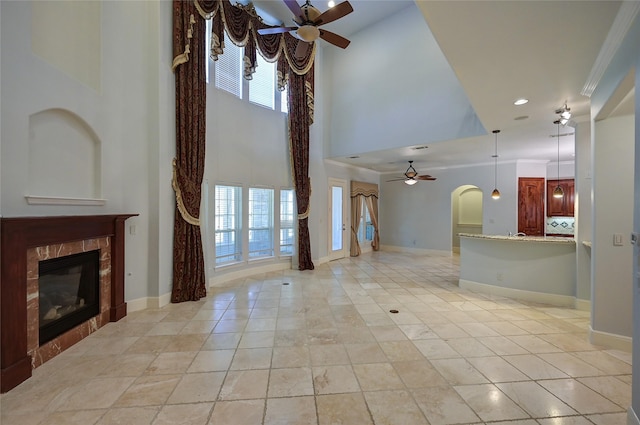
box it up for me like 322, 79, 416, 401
451, 185, 483, 253
328, 178, 348, 261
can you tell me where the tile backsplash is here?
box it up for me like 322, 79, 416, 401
546, 216, 575, 235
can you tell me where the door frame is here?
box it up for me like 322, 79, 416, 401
328, 178, 349, 261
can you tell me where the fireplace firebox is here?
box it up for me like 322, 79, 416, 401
38, 250, 100, 345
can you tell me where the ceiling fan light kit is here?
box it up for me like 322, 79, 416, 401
296, 25, 320, 42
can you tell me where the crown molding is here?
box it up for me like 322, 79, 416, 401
581, 1, 640, 97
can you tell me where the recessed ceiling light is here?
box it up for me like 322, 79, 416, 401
413, 146, 428, 150
514, 98, 529, 106
348, 155, 359, 159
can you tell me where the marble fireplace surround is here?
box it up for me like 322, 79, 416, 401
1, 214, 136, 393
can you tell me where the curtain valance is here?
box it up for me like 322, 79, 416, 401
350, 181, 379, 198
197, 0, 315, 75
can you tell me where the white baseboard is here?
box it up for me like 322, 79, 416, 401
127, 292, 172, 312
381, 245, 452, 256
459, 279, 576, 308
589, 326, 633, 352
575, 298, 591, 311
629, 407, 640, 425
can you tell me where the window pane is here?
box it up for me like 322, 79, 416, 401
280, 189, 295, 255
249, 54, 275, 109
215, 185, 242, 264
331, 186, 343, 251
215, 37, 242, 98
280, 85, 288, 114
249, 188, 274, 258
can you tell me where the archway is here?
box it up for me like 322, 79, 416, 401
451, 185, 483, 253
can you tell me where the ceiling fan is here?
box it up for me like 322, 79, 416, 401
387, 161, 437, 185
257, 0, 353, 52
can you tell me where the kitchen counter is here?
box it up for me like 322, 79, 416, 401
458, 233, 575, 244
458, 233, 577, 307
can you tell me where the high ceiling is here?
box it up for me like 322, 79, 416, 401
252, 0, 627, 174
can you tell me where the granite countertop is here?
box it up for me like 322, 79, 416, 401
458, 233, 576, 244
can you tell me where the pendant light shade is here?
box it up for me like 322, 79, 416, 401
491, 130, 500, 200
553, 185, 564, 198
553, 120, 564, 198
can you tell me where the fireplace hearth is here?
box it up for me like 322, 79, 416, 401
1, 214, 136, 393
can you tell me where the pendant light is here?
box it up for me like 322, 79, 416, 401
552, 120, 564, 198
491, 130, 501, 200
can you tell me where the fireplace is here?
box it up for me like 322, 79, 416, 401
1, 214, 136, 393
38, 250, 100, 345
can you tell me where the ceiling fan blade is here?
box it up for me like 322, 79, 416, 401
314, 1, 353, 26
294, 40, 311, 58
415, 175, 437, 181
318, 29, 350, 49
283, 0, 305, 23
257, 26, 297, 35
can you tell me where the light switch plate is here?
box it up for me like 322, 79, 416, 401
613, 233, 623, 246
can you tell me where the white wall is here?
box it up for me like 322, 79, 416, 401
591, 115, 634, 338
546, 161, 576, 180
0, 1, 175, 304
380, 161, 517, 252
324, 4, 485, 159
574, 121, 592, 303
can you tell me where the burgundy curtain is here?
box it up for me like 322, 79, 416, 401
288, 69, 315, 270
171, 0, 215, 302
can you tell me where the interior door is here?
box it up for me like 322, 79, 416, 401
328, 178, 348, 261
518, 177, 545, 236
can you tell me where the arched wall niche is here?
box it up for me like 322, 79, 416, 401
27, 108, 103, 203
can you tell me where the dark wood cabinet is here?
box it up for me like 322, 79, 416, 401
518, 178, 545, 236
547, 179, 575, 217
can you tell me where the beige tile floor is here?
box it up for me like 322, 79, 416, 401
0, 251, 633, 425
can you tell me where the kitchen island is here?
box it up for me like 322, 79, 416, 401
458, 233, 577, 307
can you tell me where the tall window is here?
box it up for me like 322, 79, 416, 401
248, 188, 274, 258
209, 29, 287, 112
214, 38, 243, 98
215, 185, 242, 264
280, 189, 295, 255
249, 54, 275, 109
